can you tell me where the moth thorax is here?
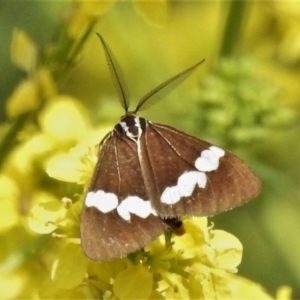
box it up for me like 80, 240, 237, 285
116, 116, 147, 142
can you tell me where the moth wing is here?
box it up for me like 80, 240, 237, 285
80, 134, 167, 261
141, 123, 260, 217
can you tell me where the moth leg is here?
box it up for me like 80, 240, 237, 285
162, 217, 185, 236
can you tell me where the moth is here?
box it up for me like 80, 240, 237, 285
80, 34, 261, 261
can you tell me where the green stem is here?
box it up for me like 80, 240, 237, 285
220, 0, 249, 57
55, 20, 98, 85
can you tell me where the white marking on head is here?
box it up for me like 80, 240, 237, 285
85, 191, 118, 213
161, 186, 180, 205
134, 117, 141, 127
195, 146, 225, 172
117, 196, 154, 221
133, 117, 142, 140
120, 121, 129, 132
120, 117, 143, 143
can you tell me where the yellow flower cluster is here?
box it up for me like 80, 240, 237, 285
29, 193, 276, 299
1, 2, 295, 298
0, 9, 110, 296
5, 95, 276, 299
25, 113, 276, 298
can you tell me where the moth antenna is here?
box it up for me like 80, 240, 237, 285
134, 59, 205, 114
97, 33, 130, 113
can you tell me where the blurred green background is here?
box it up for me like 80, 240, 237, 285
1, 0, 300, 298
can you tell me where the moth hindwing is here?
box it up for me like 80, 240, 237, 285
80, 34, 261, 261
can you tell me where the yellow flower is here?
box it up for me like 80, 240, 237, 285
6, 68, 56, 119
43, 104, 111, 185
37, 215, 254, 299
113, 265, 153, 300
6, 79, 39, 118
11, 29, 37, 74
0, 273, 25, 299
36, 96, 110, 184
46, 144, 97, 184
27, 191, 68, 234
67, 0, 115, 39
276, 286, 293, 300
39, 96, 90, 143
0, 175, 20, 232
134, 0, 169, 27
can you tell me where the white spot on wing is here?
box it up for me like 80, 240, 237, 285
161, 186, 181, 205
160, 146, 223, 206
197, 172, 207, 188
177, 171, 199, 197
151, 208, 158, 216
117, 196, 154, 221
195, 146, 225, 172
116, 202, 130, 221
210, 146, 225, 158
85, 191, 118, 213
161, 171, 207, 205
